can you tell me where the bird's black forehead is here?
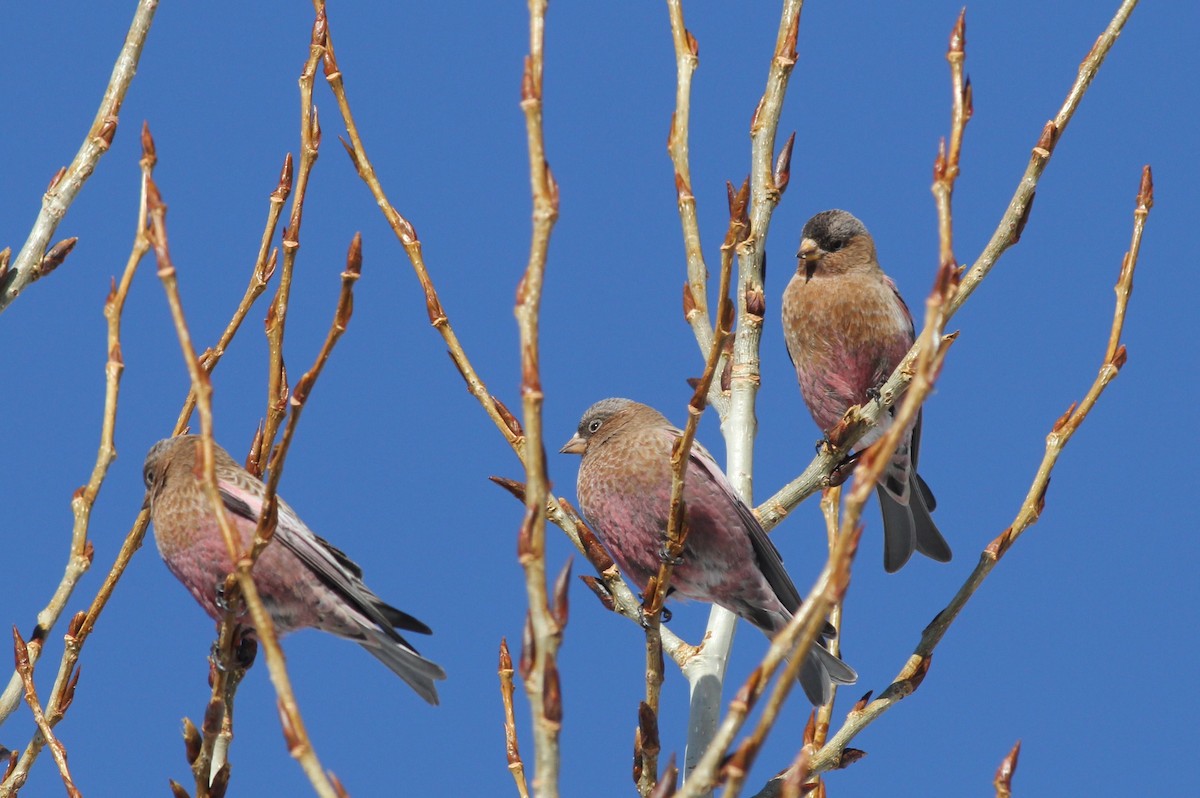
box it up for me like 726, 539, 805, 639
801, 209, 869, 251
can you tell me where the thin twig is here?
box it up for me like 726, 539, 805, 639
665, 1, 728, 417
316, 1, 522, 454
255, 13, 326, 475
0, 0, 159, 313
513, 2, 563, 796
499, 640, 532, 798
11, 630, 81, 798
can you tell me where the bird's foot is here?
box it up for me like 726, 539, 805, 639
636, 603, 673, 627
657, 543, 684, 567
828, 450, 862, 487
214, 578, 247, 618
866, 385, 883, 403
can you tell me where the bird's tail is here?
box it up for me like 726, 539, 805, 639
877, 454, 951, 572
755, 612, 858, 707
359, 629, 447, 705
798, 639, 858, 707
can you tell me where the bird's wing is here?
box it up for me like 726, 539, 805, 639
216, 477, 432, 636
666, 427, 805, 616
884, 274, 916, 337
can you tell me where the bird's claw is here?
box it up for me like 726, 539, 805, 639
636, 604, 673, 627
866, 385, 883, 403
214, 579, 247, 617
815, 436, 832, 455
657, 543, 684, 567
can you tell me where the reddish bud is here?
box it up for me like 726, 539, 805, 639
994, 739, 1021, 796
141, 121, 156, 164
949, 9, 966, 54
836, 748, 867, 769
48, 166, 68, 193
1137, 164, 1154, 210
542, 658, 562, 725
552, 557, 573, 629
183, 717, 201, 765
579, 575, 615, 611
775, 132, 796, 194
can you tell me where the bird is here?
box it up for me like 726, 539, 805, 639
561, 398, 856, 706
781, 209, 952, 572
143, 435, 446, 704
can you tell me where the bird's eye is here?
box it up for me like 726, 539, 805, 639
588, 419, 603, 434
143, 465, 154, 488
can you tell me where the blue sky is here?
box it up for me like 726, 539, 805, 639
2, 2, 1196, 795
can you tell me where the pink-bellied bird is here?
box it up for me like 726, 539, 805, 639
143, 435, 445, 704
782, 209, 952, 572
562, 398, 856, 706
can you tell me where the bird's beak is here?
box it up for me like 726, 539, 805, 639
560, 434, 587, 455
142, 491, 152, 511
797, 237, 822, 262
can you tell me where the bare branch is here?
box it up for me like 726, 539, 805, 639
0, 0, 159, 313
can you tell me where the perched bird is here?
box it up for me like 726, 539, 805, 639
143, 435, 445, 704
561, 398, 856, 706
781, 209, 952, 572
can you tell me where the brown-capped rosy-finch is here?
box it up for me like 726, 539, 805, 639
143, 436, 445, 704
561, 398, 856, 706
782, 209, 952, 572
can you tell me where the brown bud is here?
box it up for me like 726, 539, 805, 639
182, 717, 202, 764
1010, 193, 1035, 245
140, 121, 156, 164
683, 282, 698, 319
836, 748, 867, 770
1111, 344, 1128, 370
57, 664, 81, 716
202, 697, 224, 736
1052, 402, 1078, 433
579, 575, 615, 611
40, 237, 79, 277
552, 558, 573, 629
168, 780, 191, 798
488, 475, 527, 502
1137, 164, 1154, 209
276, 153, 294, 200
311, 11, 327, 46
994, 739, 1021, 797
344, 232, 363, 278
949, 8, 966, 54
542, 658, 562, 725
638, 701, 660, 758
685, 29, 698, 57
963, 76, 974, 121
744, 286, 765, 319
95, 115, 118, 149
492, 396, 524, 438
47, 166, 68, 192
1034, 120, 1058, 157
775, 132, 796, 194
852, 690, 874, 712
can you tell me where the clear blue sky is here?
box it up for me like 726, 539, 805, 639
2, 2, 1195, 795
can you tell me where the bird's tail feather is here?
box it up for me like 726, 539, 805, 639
360, 629, 447, 705
798, 641, 858, 707
877, 463, 950, 572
